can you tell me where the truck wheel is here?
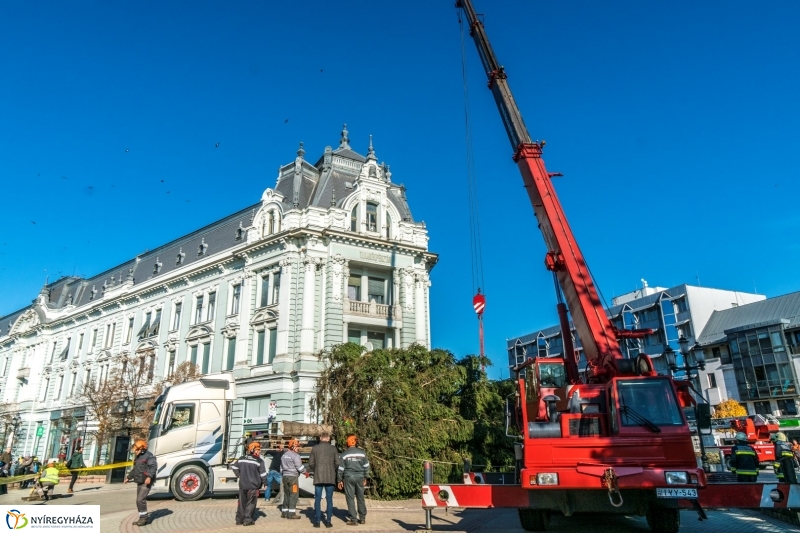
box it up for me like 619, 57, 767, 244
518, 509, 550, 531
171, 466, 208, 501
646, 507, 680, 533
724, 456, 732, 470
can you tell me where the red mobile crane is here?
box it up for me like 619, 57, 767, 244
421, 1, 796, 532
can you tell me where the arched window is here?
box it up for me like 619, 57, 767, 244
366, 202, 378, 232
350, 205, 359, 232
385, 211, 392, 239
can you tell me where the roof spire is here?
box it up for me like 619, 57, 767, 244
297, 141, 305, 159
367, 134, 377, 161
339, 124, 351, 149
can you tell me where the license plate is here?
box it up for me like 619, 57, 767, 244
656, 488, 697, 498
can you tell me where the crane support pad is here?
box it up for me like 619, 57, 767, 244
422, 483, 800, 511
686, 483, 800, 509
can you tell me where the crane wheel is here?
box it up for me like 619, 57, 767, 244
518, 509, 550, 531
646, 507, 680, 533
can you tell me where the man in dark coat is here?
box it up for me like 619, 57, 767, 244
337, 435, 370, 526
231, 442, 267, 526
67, 446, 87, 493
124, 440, 158, 526
308, 432, 340, 528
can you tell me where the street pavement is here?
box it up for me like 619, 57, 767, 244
0, 482, 795, 533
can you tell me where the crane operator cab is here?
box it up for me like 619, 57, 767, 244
524, 359, 569, 437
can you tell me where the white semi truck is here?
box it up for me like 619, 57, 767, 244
147, 373, 316, 501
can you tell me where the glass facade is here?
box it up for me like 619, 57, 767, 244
730, 326, 797, 400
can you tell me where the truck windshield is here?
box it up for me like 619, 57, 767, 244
617, 379, 684, 427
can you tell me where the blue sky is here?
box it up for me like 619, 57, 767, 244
2, 1, 799, 380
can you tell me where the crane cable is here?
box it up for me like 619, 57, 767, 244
458, 10, 486, 296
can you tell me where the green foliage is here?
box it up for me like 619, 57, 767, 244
312, 344, 515, 499
456, 355, 516, 470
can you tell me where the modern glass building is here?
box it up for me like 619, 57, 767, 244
695, 291, 800, 416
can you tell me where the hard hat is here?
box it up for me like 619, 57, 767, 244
245, 431, 252, 437
776, 432, 788, 442
735, 432, 748, 443
287, 439, 300, 449
247, 441, 261, 454
346, 435, 357, 448
133, 439, 148, 450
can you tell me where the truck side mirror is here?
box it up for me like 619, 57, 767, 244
696, 404, 712, 434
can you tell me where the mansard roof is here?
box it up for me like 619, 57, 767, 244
275, 124, 415, 222
0, 125, 422, 332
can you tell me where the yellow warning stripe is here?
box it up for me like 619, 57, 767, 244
0, 461, 133, 485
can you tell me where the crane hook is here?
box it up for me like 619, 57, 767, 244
602, 468, 624, 508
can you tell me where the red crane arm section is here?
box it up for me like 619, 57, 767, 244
457, 0, 624, 372
515, 145, 622, 371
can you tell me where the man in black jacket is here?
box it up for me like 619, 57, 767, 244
264, 443, 284, 504
308, 432, 339, 528
124, 440, 158, 526
231, 442, 267, 526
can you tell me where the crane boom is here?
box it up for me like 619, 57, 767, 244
458, 0, 623, 378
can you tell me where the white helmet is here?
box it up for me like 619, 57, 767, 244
735, 432, 748, 443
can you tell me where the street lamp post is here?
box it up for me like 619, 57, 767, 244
122, 399, 131, 437
8, 414, 22, 455
664, 336, 710, 471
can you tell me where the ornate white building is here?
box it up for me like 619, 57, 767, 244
0, 125, 437, 461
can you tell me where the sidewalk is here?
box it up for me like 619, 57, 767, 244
120, 492, 420, 533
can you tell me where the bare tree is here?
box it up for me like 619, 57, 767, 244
75, 376, 124, 465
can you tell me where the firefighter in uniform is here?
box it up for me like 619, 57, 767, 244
773, 432, 798, 484
729, 432, 759, 482
337, 435, 370, 526
231, 441, 267, 526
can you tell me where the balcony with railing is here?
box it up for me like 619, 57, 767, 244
345, 298, 402, 320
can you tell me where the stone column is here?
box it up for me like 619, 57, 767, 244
235, 272, 252, 367
299, 256, 318, 356
415, 272, 427, 346
274, 256, 295, 370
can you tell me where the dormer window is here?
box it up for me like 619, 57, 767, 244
366, 202, 378, 232
153, 258, 162, 275
350, 205, 359, 232
235, 227, 243, 241
385, 211, 392, 239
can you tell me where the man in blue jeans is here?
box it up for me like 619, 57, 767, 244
264, 443, 284, 504
307, 432, 339, 528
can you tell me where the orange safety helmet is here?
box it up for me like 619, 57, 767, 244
346, 435, 357, 448
133, 439, 148, 451
247, 441, 261, 454
287, 439, 300, 450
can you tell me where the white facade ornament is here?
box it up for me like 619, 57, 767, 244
9, 309, 40, 337
402, 269, 415, 313
330, 255, 347, 302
